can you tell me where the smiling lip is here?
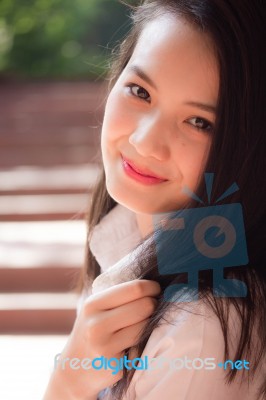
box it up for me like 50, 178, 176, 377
121, 154, 168, 184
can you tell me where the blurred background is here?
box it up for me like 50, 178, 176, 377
0, 1, 131, 398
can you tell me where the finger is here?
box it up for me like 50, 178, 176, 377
111, 319, 149, 353
95, 295, 157, 333
86, 279, 161, 311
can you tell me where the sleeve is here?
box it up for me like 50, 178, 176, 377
124, 301, 250, 400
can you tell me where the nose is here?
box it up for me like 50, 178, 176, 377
128, 114, 170, 161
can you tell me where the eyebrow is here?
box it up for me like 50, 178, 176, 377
127, 64, 217, 114
127, 65, 158, 90
184, 101, 217, 114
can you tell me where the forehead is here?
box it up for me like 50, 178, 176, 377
125, 13, 219, 103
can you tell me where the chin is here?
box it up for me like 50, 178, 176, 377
108, 191, 166, 216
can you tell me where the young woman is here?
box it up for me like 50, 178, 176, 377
44, 0, 266, 399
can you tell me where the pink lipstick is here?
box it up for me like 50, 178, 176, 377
121, 155, 168, 185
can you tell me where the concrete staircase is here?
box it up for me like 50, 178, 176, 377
0, 81, 104, 334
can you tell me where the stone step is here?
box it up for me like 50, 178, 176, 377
0, 220, 86, 291
0, 193, 90, 221
0, 292, 79, 334
0, 266, 81, 293
0, 128, 100, 147
0, 292, 79, 310
0, 145, 102, 167
0, 164, 100, 194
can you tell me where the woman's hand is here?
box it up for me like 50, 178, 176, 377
43, 279, 161, 400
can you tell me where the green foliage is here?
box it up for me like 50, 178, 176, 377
0, 0, 131, 79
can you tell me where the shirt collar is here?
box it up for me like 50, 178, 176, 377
89, 203, 143, 294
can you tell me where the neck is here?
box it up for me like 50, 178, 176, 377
135, 212, 154, 239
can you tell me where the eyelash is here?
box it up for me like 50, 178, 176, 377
127, 83, 151, 102
126, 83, 214, 134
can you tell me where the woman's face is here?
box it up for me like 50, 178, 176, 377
101, 13, 219, 216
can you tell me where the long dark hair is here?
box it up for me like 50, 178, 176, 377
76, 1, 266, 398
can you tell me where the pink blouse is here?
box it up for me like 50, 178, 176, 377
76, 204, 265, 400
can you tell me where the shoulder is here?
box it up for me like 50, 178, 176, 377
131, 299, 230, 363
124, 299, 259, 400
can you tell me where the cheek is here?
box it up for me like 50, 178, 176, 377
176, 139, 211, 180
102, 91, 136, 141
181, 135, 210, 154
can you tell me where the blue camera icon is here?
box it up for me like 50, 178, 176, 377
152, 174, 249, 302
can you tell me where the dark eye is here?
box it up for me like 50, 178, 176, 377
187, 117, 213, 133
127, 84, 151, 103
